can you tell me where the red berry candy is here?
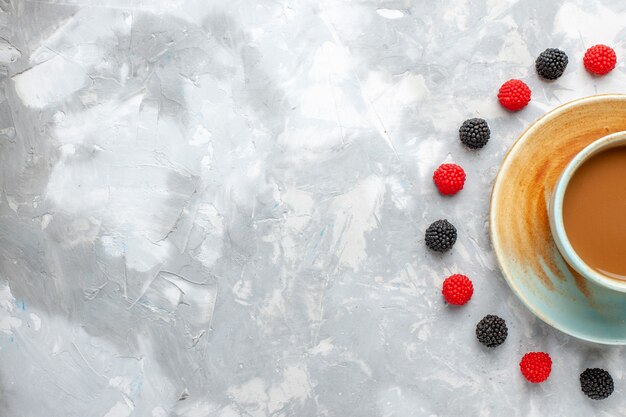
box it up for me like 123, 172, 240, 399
497, 79, 531, 111
442, 274, 474, 305
519, 352, 552, 383
433, 163, 466, 195
583, 44, 616, 75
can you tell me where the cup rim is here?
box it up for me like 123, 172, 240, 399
550, 130, 626, 292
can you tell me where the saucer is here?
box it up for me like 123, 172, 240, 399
490, 94, 626, 345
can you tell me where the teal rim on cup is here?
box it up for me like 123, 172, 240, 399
549, 131, 626, 293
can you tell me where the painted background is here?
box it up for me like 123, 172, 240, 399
2, 0, 626, 416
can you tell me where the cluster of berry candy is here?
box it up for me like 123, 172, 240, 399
499, 44, 617, 111
425, 44, 618, 399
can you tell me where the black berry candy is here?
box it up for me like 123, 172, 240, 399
580, 368, 614, 400
425, 219, 457, 252
459, 118, 490, 149
476, 314, 508, 348
535, 48, 568, 80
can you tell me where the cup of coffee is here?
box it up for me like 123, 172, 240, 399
550, 131, 626, 293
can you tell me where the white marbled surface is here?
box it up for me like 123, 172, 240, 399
2, 0, 626, 416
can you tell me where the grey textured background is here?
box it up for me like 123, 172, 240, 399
2, 0, 626, 416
